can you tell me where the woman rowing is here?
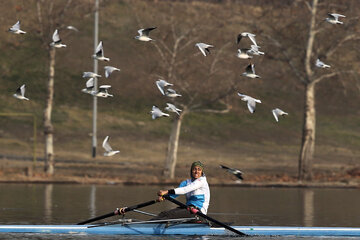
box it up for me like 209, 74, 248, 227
114, 161, 210, 221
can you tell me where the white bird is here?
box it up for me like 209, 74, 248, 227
150, 106, 170, 119
83, 72, 101, 78
220, 165, 244, 180
272, 108, 288, 122
102, 136, 120, 157
92, 41, 109, 61
50, 29, 66, 48
325, 13, 346, 25
13, 84, 29, 100
92, 85, 113, 98
195, 43, 214, 56
237, 48, 253, 59
165, 88, 182, 98
248, 45, 264, 56
135, 27, 157, 41
165, 103, 182, 115
237, 93, 261, 113
104, 66, 120, 78
155, 79, 173, 95
237, 32, 258, 46
315, 59, 330, 68
66, 25, 79, 32
242, 64, 260, 78
8, 20, 26, 34
81, 78, 94, 94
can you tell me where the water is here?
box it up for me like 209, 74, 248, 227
0, 184, 359, 239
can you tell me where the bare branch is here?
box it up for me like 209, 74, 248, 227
325, 34, 360, 58
304, 0, 312, 12
312, 71, 338, 84
209, 42, 231, 75
263, 33, 307, 84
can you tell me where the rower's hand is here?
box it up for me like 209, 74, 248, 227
157, 190, 168, 202
114, 207, 126, 215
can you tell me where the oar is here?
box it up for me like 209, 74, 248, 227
77, 199, 158, 225
163, 195, 247, 236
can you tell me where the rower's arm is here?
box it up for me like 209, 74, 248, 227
171, 178, 203, 195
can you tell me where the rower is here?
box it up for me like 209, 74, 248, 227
155, 161, 210, 221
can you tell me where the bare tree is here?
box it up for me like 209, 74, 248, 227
130, 2, 238, 178
261, 0, 360, 180
34, 0, 92, 175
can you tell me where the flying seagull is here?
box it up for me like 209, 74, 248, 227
156, 79, 173, 95
165, 88, 182, 98
150, 106, 169, 119
325, 13, 346, 25
237, 32, 258, 46
272, 108, 288, 122
13, 84, 29, 100
315, 59, 330, 68
104, 66, 120, 78
237, 93, 261, 113
220, 165, 244, 180
195, 43, 214, 56
93, 41, 109, 61
102, 136, 120, 157
66, 25, 79, 32
237, 48, 253, 59
83, 72, 101, 78
50, 29, 66, 48
8, 20, 26, 34
81, 78, 94, 94
242, 64, 260, 78
135, 27, 157, 41
92, 85, 113, 98
248, 45, 264, 56
165, 103, 182, 115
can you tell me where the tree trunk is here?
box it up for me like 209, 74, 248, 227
163, 110, 186, 179
298, 83, 316, 181
44, 48, 56, 175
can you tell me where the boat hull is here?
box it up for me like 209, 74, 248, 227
0, 224, 360, 236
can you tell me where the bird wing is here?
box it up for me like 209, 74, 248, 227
245, 64, 252, 73
196, 44, 207, 56
12, 21, 21, 30
142, 27, 156, 36
156, 81, 165, 95
247, 34, 258, 46
272, 109, 279, 122
52, 29, 61, 43
251, 64, 256, 74
247, 99, 256, 113
86, 78, 94, 88
20, 84, 26, 96
102, 136, 113, 151
95, 41, 104, 56
237, 34, 242, 44
220, 164, 230, 170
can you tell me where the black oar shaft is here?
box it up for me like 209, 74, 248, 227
163, 195, 247, 236
77, 212, 114, 225
77, 199, 158, 225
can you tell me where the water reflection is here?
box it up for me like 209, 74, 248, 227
89, 185, 96, 218
303, 189, 314, 227
44, 184, 53, 223
0, 184, 359, 228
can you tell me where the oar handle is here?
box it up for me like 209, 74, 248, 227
163, 195, 247, 236
77, 199, 158, 225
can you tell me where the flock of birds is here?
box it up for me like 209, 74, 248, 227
8, 10, 346, 181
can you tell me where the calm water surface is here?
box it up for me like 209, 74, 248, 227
0, 184, 359, 240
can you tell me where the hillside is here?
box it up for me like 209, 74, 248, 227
0, 0, 359, 184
